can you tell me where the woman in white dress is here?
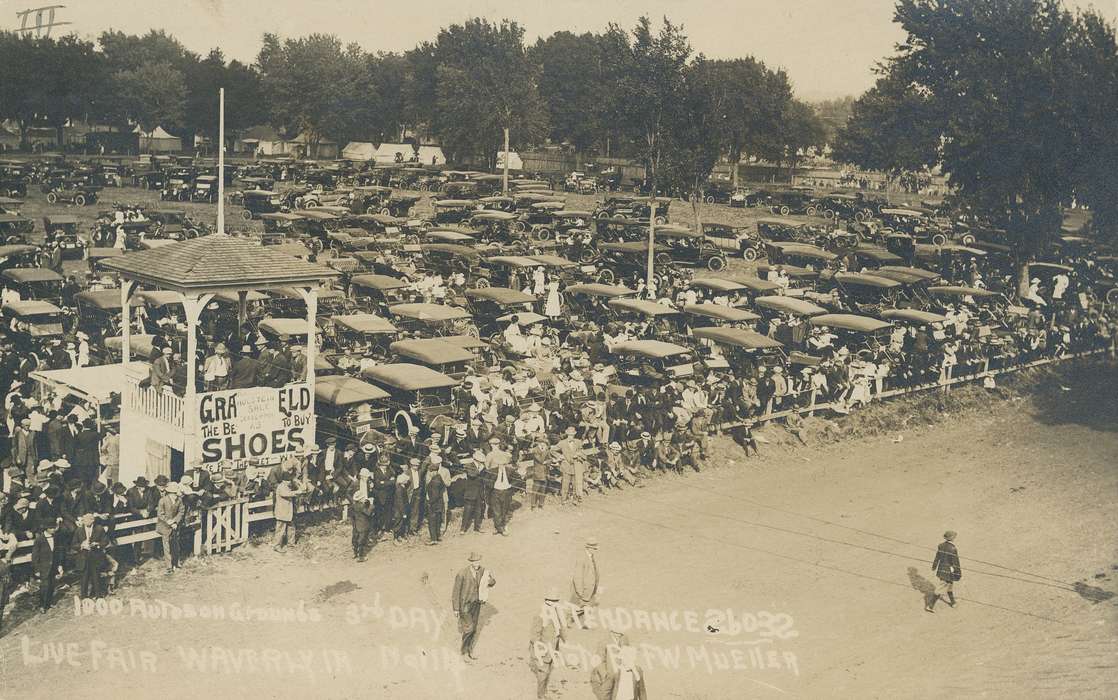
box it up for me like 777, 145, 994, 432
544, 279, 562, 317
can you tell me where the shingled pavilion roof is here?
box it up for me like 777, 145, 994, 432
100, 234, 338, 294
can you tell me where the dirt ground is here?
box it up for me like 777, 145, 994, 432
1, 359, 1115, 699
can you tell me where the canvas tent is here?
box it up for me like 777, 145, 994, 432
373, 143, 445, 166
342, 142, 377, 161
134, 125, 182, 153
496, 150, 523, 171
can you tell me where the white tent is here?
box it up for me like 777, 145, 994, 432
342, 141, 376, 161
373, 143, 445, 166
496, 150, 523, 171
134, 125, 182, 153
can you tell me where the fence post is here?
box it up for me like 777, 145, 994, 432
193, 511, 204, 556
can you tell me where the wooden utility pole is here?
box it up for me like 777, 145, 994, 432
217, 88, 225, 234
502, 127, 510, 195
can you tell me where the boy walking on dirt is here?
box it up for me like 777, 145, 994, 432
926, 530, 961, 612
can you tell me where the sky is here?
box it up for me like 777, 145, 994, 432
5, 0, 1117, 100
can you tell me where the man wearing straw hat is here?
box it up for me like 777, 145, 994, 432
349, 468, 374, 561
452, 551, 496, 660
571, 536, 600, 628
529, 588, 567, 698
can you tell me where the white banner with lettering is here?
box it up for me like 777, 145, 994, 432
196, 384, 314, 466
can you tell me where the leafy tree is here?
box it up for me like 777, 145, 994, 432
114, 61, 187, 133
185, 49, 268, 150
835, 0, 1118, 251
613, 16, 691, 289
0, 32, 40, 147
429, 19, 547, 168
532, 31, 609, 154
774, 99, 826, 172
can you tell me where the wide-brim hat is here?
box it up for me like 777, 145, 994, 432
91, 481, 107, 495
154, 475, 169, 486
134, 476, 149, 486
467, 551, 482, 562
361, 443, 376, 453
165, 483, 180, 494
943, 530, 957, 541
544, 588, 560, 602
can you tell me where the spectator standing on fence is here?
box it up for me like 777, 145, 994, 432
157, 482, 184, 572
452, 551, 496, 660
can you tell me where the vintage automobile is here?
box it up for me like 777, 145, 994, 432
413, 243, 488, 286
606, 298, 684, 340
843, 246, 906, 271
807, 313, 894, 360
463, 287, 537, 338
764, 241, 839, 272
432, 199, 479, 225
925, 285, 1000, 307
0, 244, 42, 271
681, 303, 760, 330
0, 165, 29, 197
815, 194, 870, 221
875, 265, 942, 285
0, 196, 23, 214
360, 362, 461, 437
241, 189, 285, 220
477, 195, 516, 213
879, 308, 949, 328
74, 289, 123, 341
755, 217, 812, 243
468, 210, 521, 242
147, 209, 208, 240
691, 326, 785, 372
655, 225, 729, 271
729, 188, 765, 209
752, 294, 828, 347
700, 180, 735, 204
767, 189, 815, 216
595, 196, 670, 224
0, 214, 34, 244
44, 181, 101, 206
563, 283, 637, 318
878, 208, 951, 246
42, 215, 87, 259
422, 228, 477, 246
480, 255, 545, 289
389, 338, 477, 379
191, 175, 219, 203
686, 276, 750, 302
2, 300, 66, 345
593, 241, 673, 286
259, 212, 304, 237
564, 172, 598, 194
702, 222, 763, 260
608, 339, 696, 385
830, 272, 906, 314
326, 312, 400, 367
387, 302, 475, 337
1, 267, 64, 303
160, 168, 195, 201
350, 274, 412, 311
314, 374, 391, 446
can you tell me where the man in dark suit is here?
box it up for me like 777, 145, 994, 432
71, 512, 110, 598
370, 452, 397, 539
72, 420, 101, 484
927, 530, 961, 612
451, 551, 495, 660
33, 484, 65, 533
31, 524, 62, 612
459, 459, 484, 533
349, 471, 374, 561
45, 411, 69, 461
227, 345, 258, 389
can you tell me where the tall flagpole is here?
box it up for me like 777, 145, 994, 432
217, 87, 225, 234
502, 126, 510, 195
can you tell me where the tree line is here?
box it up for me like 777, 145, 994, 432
0, 17, 824, 192
832, 0, 1118, 243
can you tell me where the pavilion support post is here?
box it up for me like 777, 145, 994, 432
119, 280, 136, 363
182, 293, 214, 468
296, 286, 319, 448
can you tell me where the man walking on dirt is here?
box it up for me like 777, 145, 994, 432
452, 551, 496, 660
926, 530, 961, 612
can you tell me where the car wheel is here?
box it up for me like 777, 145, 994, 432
961, 233, 976, 246
186, 228, 199, 239
379, 207, 391, 216
241, 209, 253, 221
473, 277, 491, 289
596, 211, 609, 219
742, 247, 759, 261
854, 211, 866, 223
655, 216, 667, 225
513, 221, 528, 233
806, 206, 817, 217
779, 206, 790, 216
597, 268, 616, 284
74, 194, 87, 206
46, 192, 58, 204
824, 209, 836, 220
931, 233, 948, 246
704, 195, 715, 204
1106, 288, 1118, 304
578, 249, 598, 264
305, 201, 318, 208
534, 227, 552, 241
706, 256, 727, 271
